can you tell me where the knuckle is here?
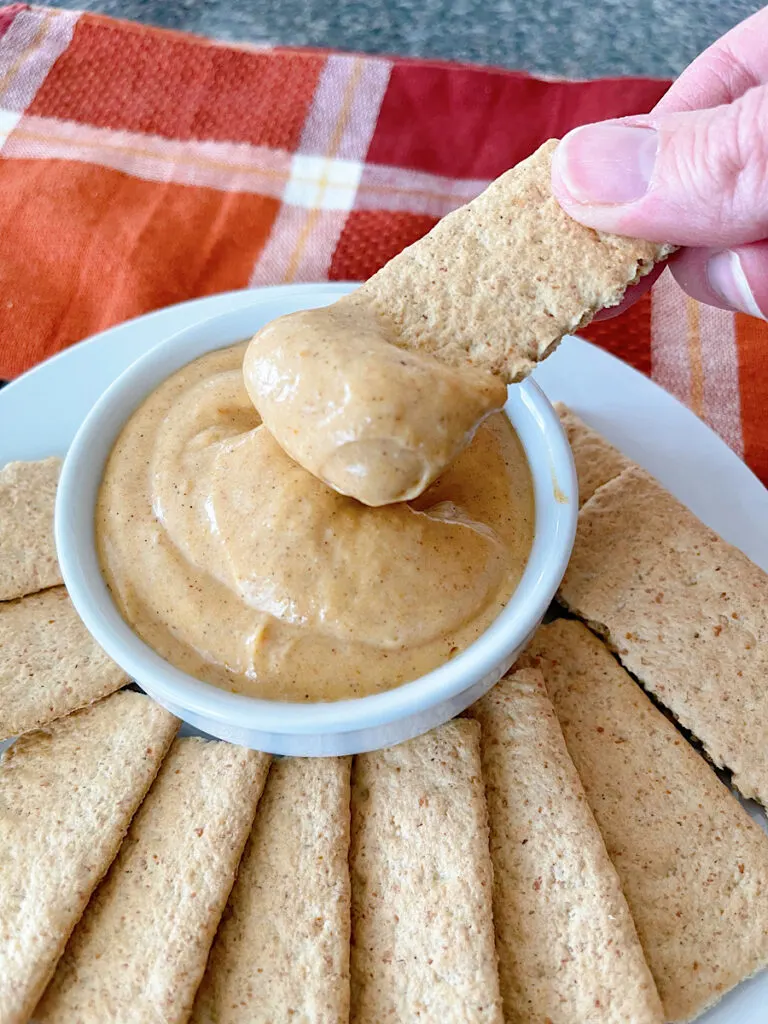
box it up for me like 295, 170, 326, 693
663, 88, 768, 236
701, 43, 762, 108
664, 116, 724, 216
731, 88, 768, 223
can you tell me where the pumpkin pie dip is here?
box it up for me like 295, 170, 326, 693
96, 342, 534, 702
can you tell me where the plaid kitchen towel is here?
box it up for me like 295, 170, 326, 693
1, 4, 766, 483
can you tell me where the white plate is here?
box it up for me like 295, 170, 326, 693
1, 283, 767, 1021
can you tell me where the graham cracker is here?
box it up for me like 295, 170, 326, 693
0, 457, 62, 601
349, 718, 502, 1023
342, 141, 672, 382
558, 463, 768, 807
467, 665, 663, 1024
0, 586, 129, 741
0, 691, 178, 1024
191, 756, 351, 1024
523, 619, 768, 1022
35, 737, 271, 1024
554, 402, 632, 506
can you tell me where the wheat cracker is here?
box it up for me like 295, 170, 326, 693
343, 141, 672, 382
523, 619, 768, 1022
554, 402, 632, 506
192, 756, 351, 1024
349, 719, 502, 1023
468, 665, 663, 1024
35, 737, 271, 1024
0, 586, 129, 741
0, 691, 178, 1024
559, 464, 768, 807
0, 457, 62, 601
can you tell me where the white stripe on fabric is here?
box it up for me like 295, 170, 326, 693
249, 206, 347, 285
283, 153, 363, 212
3, 114, 294, 194
698, 304, 744, 458
651, 270, 691, 407
356, 164, 489, 217
250, 54, 391, 285
297, 54, 391, 162
0, 8, 79, 113
3, 114, 494, 221
0, 107, 21, 151
334, 55, 391, 162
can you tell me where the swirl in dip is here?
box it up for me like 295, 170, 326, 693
96, 340, 534, 702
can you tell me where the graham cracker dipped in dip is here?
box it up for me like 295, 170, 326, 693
96, 141, 670, 701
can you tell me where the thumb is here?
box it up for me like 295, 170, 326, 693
551, 86, 768, 248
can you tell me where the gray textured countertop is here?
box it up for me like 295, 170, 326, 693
38, 0, 763, 79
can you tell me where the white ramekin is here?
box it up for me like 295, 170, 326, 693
55, 298, 577, 756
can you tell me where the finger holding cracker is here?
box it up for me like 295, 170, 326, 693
467, 666, 663, 1024
0, 691, 179, 1024
349, 719, 503, 1024
191, 756, 351, 1024
523, 619, 768, 1022
0, 457, 62, 601
35, 738, 271, 1024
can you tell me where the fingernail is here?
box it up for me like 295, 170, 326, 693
554, 124, 658, 204
707, 250, 765, 319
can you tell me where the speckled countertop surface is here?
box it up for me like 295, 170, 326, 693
36, 0, 762, 78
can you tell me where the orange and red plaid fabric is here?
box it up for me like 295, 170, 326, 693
1, 4, 767, 483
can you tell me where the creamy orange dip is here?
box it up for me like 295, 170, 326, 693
244, 304, 507, 507
97, 342, 534, 702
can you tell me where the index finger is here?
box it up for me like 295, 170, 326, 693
655, 5, 768, 114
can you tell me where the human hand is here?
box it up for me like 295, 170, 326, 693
551, 5, 768, 320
